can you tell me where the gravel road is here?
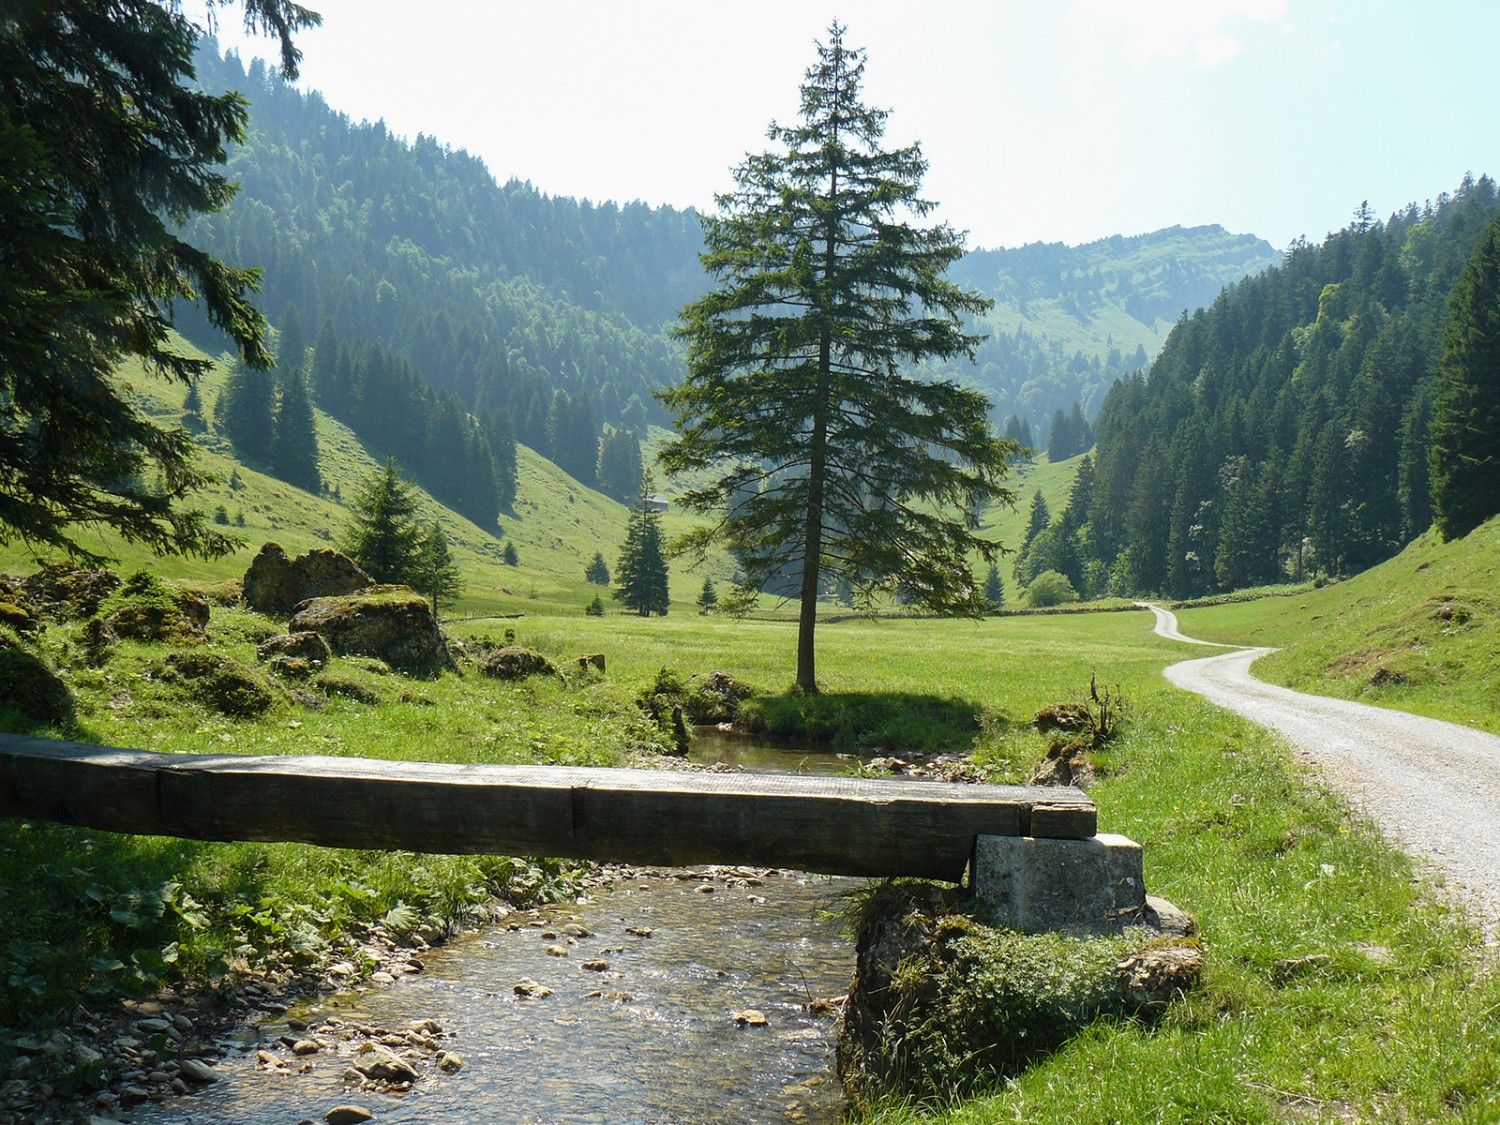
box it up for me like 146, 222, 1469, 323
1147, 604, 1500, 932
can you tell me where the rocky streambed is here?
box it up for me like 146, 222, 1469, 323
99, 866, 853, 1125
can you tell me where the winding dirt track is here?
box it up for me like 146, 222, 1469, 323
1147, 604, 1500, 930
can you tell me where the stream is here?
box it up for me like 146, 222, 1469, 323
128, 740, 862, 1125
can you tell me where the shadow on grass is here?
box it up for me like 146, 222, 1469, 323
738, 690, 982, 753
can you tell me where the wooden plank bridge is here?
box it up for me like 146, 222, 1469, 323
0, 733, 1097, 883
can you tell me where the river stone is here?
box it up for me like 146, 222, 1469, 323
242, 543, 372, 617
353, 1041, 418, 1083
436, 1050, 464, 1074
408, 1019, 442, 1035
582, 959, 610, 971
734, 1010, 768, 1027
324, 1107, 374, 1125
292, 1039, 321, 1055
177, 1058, 219, 1084
513, 978, 552, 999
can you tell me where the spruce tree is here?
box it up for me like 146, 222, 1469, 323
0, 0, 315, 561
585, 552, 611, 586
1431, 215, 1500, 540
414, 520, 463, 616
661, 23, 1012, 690
215, 361, 277, 466
983, 564, 1004, 613
271, 369, 321, 492
614, 477, 670, 617
697, 576, 719, 613
340, 458, 424, 585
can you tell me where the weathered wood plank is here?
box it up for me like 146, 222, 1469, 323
0, 735, 1096, 882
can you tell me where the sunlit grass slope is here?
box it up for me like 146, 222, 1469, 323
1177, 515, 1500, 734
0, 340, 735, 616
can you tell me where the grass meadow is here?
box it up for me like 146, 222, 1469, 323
4, 597, 1500, 1122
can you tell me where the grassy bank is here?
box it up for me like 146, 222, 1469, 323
4, 596, 1499, 1121
1177, 516, 1500, 734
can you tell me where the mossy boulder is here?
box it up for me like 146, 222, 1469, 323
242, 543, 372, 617
19, 564, 121, 620
290, 586, 456, 674
0, 600, 38, 636
257, 630, 333, 667
101, 572, 210, 644
477, 646, 558, 681
837, 882, 1201, 1110
154, 652, 278, 717
0, 634, 74, 725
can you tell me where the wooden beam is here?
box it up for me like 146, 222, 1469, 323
0, 735, 1096, 882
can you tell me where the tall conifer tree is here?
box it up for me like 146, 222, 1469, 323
661, 23, 1013, 690
1431, 215, 1500, 540
614, 476, 670, 617
271, 369, 321, 492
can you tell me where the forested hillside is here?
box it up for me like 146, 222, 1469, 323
1033, 175, 1500, 600
182, 42, 1278, 468
944, 225, 1281, 436
182, 44, 703, 458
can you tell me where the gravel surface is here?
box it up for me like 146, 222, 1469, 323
1148, 604, 1500, 936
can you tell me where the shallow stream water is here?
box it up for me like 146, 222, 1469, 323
128, 736, 862, 1125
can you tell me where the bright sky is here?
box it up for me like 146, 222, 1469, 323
207, 0, 1500, 253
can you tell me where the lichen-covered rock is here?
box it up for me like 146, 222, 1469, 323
290, 586, 456, 675
256, 630, 333, 666
0, 634, 74, 725
19, 564, 121, 620
155, 652, 278, 717
242, 543, 372, 617
477, 646, 557, 681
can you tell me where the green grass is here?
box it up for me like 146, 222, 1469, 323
1176, 516, 1500, 734
5, 592, 1500, 1120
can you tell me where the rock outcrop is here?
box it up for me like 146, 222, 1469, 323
242, 544, 372, 617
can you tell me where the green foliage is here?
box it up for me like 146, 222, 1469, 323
596, 426, 645, 502
215, 361, 277, 465
661, 23, 1013, 689
614, 478, 669, 617
340, 457, 425, 584
414, 520, 463, 616
502, 541, 519, 567
982, 564, 1004, 612
584, 594, 605, 616
696, 575, 718, 612
182, 43, 706, 456
269, 368, 321, 493
1086, 176, 1500, 597
584, 551, 610, 586
842, 903, 1131, 1110
1430, 213, 1500, 540
1026, 570, 1079, 607
0, 0, 314, 561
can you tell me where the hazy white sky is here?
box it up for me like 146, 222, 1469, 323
208, 0, 1500, 253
